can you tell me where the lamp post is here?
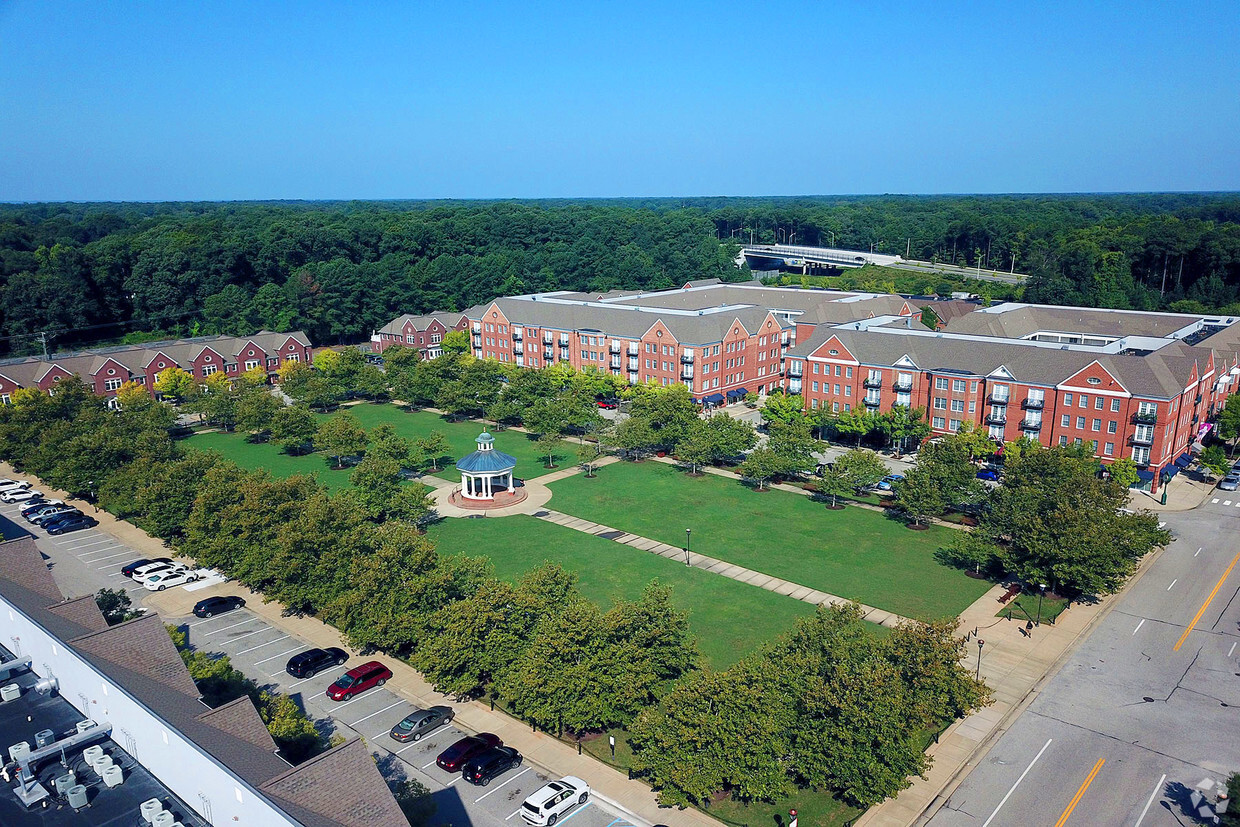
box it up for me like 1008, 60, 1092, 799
976, 639, 985, 681
1036, 583, 1047, 626
685, 528, 691, 566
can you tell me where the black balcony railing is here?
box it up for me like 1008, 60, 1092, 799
986, 414, 1007, 426
864, 397, 881, 408
892, 380, 913, 392
681, 354, 694, 364
1020, 419, 1042, 431
988, 394, 1010, 405
1132, 411, 1159, 425
1022, 398, 1044, 410
863, 377, 883, 389
1131, 433, 1155, 446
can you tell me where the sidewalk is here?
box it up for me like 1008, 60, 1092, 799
854, 545, 1167, 826
535, 508, 910, 628
1132, 472, 1217, 513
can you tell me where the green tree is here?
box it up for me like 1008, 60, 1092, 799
537, 431, 561, 467
95, 588, 139, 625
316, 413, 368, 468
826, 448, 890, 505
576, 442, 601, 477
833, 408, 874, 447
1200, 444, 1230, 478
441, 329, 470, 354
269, 404, 318, 453
392, 778, 437, 827
739, 447, 783, 490
236, 387, 282, 435
759, 392, 804, 427
767, 416, 818, 477
893, 468, 949, 526
1107, 456, 1140, 490
154, 366, 196, 401
416, 431, 450, 471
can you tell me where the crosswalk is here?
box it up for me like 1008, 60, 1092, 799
1208, 498, 1240, 507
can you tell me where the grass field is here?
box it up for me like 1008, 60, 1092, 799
995, 592, 1070, 624
547, 461, 991, 621
184, 404, 574, 488
429, 515, 816, 669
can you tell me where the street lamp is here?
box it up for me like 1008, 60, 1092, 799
976, 638, 985, 681
685, 528, 691, 566
1036, 583, 1047, 626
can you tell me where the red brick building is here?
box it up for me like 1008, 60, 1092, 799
369, 312, 470, 356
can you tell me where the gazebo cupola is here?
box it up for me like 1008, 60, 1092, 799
454, 432, 518, 501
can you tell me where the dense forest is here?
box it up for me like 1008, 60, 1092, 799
1, 194, 1239, 357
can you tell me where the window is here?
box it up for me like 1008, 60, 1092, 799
1064, 393, 1073, 405
935, 377, 949, 390
970, 382, 978, 393
833, 384, 841, 395
844, 386, 851, 397
244, 359, 260, 371
1138, 401, 1157, 416
949, 419, 962, 431
1027, 388, 1045, 404
1059, 436, 1068, 446
952, 379, 966, 393
1111, 398, 1121, 412
1074, 438, 1083, 446
1107, 420, 1117, 433
813, 382, 819, 392
1091, 440, 1099, 452
934, 397, 947, 409
991, 384, 1009, 401
811, 398, 818, 409
431, 333, 442, 343
1092, 419, 1101, 431
104, 378, 123, 391
0, 395, 8, 406
1076, 416, 1086, 429
1104, 442, 1114, 455
1079, 396, 1088, 408
406, 334, 416, 343
834, 365, 841, 376
1061, 415, 1071, 427
1095, 397, 1104, 410
932, 416, 946, 429
951, 399, 965, 412
846, 366, 853, 378
895, 392, 911, 407
969, 400, 976, 414
814, 363, 820, 374
1133, 446, 1150, 465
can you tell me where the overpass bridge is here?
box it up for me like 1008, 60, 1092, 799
738, 243, 1028, 284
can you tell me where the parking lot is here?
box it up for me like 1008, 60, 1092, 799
0, 499, 637, 827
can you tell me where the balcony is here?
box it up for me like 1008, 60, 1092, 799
1022, 397, 1044, 410
787, 364, 803, 377
681, 353, 694, 363
1131, 432, 1155, 446
543, 349, 554, 361
610, 341, 621, 353
1132, 411, 1159, 425
892, 379, 913, 392
512, 330, 522, 341
1020, 419, 1042, 431
988, 393, 1010, 405
610, 358, 621, 369
559, 349, 570, 360
628, 360, 639, 371
986, 413, 1007, 426
543, 334, 554, 344
513, 344, 523, 355
1195, 394, 1203, 404
628, 344, 639, 355
862, 376, 883, 389
788, 379, 802, 393
864, 397, 881, 408
681, 368, 694, 379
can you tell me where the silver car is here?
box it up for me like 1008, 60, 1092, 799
1218, 473, 1240, 491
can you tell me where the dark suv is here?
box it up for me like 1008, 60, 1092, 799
461, 745, 522, 786
285, 647, 349, 679
193, 596, 246, 618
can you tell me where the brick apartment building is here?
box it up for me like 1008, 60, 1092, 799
370, 312, 470, 357
0, 331, 313, 406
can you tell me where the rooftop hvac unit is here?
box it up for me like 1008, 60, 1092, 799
83, 745, 104, 766
33, 676, 58, 696
140, 798, 165, 822
8, 741, 30, 762
75, 719, 98, 734
66, 784, 89, 809
152, 810, 176, 827
54, 773, 76, 795
102, 765, 123, 788
34, 729, 55, 749
0, 683, 20, 702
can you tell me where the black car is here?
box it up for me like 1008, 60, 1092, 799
193, 596, 246, 618
461, 745, 522, 786
121, 558, 174, 578
46, 515, 97, 535
389, 705, 454, 743
32, 508, 81, 527
285, 647, 349, 679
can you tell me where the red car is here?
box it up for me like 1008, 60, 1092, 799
436, 733, 503, 772
325, 660, 392, 701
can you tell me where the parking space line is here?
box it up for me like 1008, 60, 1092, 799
475, 767, 529, 802
236, 635, 289, 655
350, 700, 405, 727
218, 628, 267, 645
56, 536, 107, 549
554, 802, 592, 827
189, 614, 241, 628
395, 739, 429, 755
289, 674, 323, 688
89, 552, 134, 566
78, 545, 125, 558
107, 572, 126, 577
1229, 642, 1237, 658
331, 691, 385, 711
507, 807, 522, 820
201, 619, 257, 637
256, 646, 301, 666
422, 757, 439, 769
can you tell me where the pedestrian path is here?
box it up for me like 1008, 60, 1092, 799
534, 508, 911, 628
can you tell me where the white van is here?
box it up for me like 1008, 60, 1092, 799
520, 777, 590, 826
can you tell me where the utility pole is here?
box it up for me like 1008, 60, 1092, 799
36, 331, 50, 360
906, 238, 911, 258
1160, 252, 1168, 296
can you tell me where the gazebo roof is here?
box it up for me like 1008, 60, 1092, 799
456, 446, 518, 473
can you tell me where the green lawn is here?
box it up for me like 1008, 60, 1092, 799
547, 462, 990, 621
183, 404, 574, 489
429, 515, 816, 669
331, 404, 575, 480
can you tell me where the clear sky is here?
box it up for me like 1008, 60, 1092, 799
1, 1, 1237, 201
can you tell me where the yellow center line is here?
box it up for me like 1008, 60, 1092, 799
1053, 758, 1105, 827
1174, 550, 1240, 652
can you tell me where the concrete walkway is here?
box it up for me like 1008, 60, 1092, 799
534, 508, 911, 628
854, 545, 1169, 826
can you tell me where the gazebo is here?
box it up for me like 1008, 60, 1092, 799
455, 432, 517, 501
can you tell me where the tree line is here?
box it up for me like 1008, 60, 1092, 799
3, 194, 1239, 358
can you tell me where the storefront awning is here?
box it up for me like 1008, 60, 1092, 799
726, 387, 749, 398
1174, 452, 1193, 468
1161, 464, 1181, 480
702, 393, 725, 404
1135, 469, 1156, 482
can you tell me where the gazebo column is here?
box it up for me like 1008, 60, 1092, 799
507, 473, 514, 493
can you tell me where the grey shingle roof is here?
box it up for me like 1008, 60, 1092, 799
942, 304, 1201, 339
261, 739, 408, 827
377, 312, 466, 336
197, 696, 279, 754
0, 535, 63, 603
71, 613, 204, 698
46, 594, 109, 632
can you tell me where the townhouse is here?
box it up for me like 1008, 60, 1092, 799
0, 331, 313, 406
369, 312, 470, 356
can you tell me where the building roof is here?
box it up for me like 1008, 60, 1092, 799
45, 594, 109, 632
941, 303, 1203, 340
260, 739, 408, 827
0, 535, 63, 603
198, 696, 279, 753
72, 613, 204, 698
376, 312, 466, 336
456, 435, 518, 474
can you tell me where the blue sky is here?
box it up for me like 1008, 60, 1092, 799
1, 1, 1237, 200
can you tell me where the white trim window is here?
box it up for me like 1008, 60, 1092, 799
1132, 446, 1151, 465
202, 364, 218, 376
104, 378, 123, 391
244, 359, 261, 371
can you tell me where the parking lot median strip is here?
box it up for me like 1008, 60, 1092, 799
474, 767, 529, 802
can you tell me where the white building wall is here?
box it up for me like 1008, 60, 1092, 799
1, 594, 299, 826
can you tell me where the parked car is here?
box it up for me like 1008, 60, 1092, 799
1, 488, 43, 503
876, 474, 905, 491
46, 515, 97, 535
22, 501, 65, 520
122, 558, 172, 578
436, 733, 503, 772
976, 469, 1000, 482
326, 661, 392, 701
460, 745, 522, 787
142, 569, 200, 590
285, 647, 349, 679
0, 478, 29, 489
520, 776, 591, 826
596, 398, 619, 409
1218, 473, 1240, 491
133, 562, 189, 582
193, 596, 245, 618
389, 705, 455, 743
32, 508, 82, 527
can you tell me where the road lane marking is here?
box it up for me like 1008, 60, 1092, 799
350, 700, 405, 727
981, 738, 1053, 827
255, 646, 301, 665
1229, 642, 1237, 657
1054, 758, 1104, 827
1196, 548, 1203, 557
474, 767, 529, 802
236, 635, 289, 655
1174, 551, 1240, 651
1133, 773, 1166, 827
1167, 580, 1177, 591
1225, 501, 1233, 506
1211, 498, 1219, 503
1132, 619, 1146, 636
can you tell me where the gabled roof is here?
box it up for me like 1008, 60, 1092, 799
198, 696, 279, 754
377, 312, 467, 336
71, 613, 202, 698
260, 738, 408, 827
0, 535, 63, 603
46, 594, 109, 632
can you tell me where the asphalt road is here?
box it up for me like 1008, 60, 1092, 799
4, 500, 637, 827
925, 498, 1240, 826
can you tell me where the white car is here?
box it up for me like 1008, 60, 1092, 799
1, 488, 43, 503
520, 777, 590, 826
143, 570, 201, 591
0, 479, 29, 489
132, 562, 187, 582
0, 482, 32, 497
